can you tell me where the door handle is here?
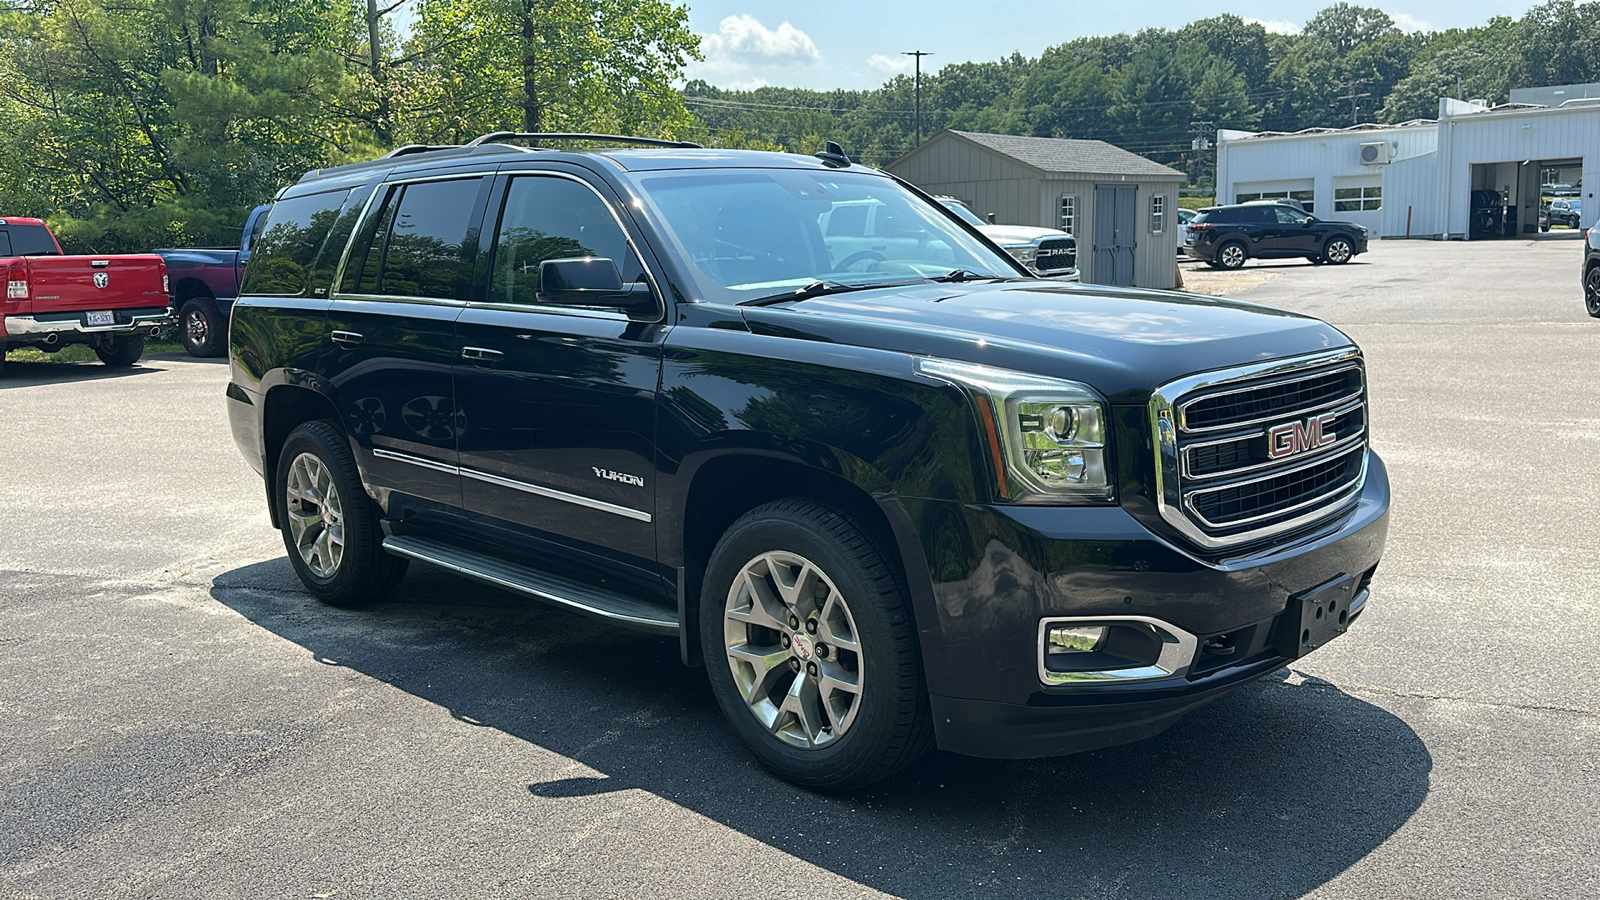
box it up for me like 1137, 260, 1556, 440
331, 330, 364, 347
461, 346, 504, 362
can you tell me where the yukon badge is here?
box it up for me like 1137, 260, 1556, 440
92, 272, 109, 289
1267, 412, 1339, 460
593, 466, 645, 488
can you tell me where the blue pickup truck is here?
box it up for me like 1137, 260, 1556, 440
154, 204, 269, 356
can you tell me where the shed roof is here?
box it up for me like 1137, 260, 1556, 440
933, 130, 1184, 179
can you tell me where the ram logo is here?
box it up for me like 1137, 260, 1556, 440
1267, 412, 1339, 460
593, 467, 645, 488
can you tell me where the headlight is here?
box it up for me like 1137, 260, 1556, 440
915, 357, 1113, 503
1006, 245, 1038, 267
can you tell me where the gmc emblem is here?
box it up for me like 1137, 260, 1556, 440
1267, 412, 1339, 460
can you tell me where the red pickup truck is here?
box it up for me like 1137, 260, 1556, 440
1, 217, 170, 374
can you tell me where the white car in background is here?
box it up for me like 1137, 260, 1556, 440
935, 196, 1078, 280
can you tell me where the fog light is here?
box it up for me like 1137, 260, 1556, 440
1046, 624, 1106, 654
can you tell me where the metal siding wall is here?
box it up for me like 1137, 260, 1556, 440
1442, 107, 1600, 236
1380, 155, 1440, 236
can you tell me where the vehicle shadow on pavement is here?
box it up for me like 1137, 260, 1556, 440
0, 360, 162, 387
212, 558, 1432, 900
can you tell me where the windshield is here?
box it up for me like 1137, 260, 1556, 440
939, 198, 988, 228
630, 168, 1018, 304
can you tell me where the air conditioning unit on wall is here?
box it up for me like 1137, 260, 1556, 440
1359, 141, 1394, 165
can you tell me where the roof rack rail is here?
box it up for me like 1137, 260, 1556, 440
382, 143, 463, 159
464, 132, 702, 150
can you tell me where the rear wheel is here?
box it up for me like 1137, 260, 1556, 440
1323, 237, 1355, 265
1585, 265, 1600, 318
701, 499, 932, 790
1216, 241, 1247, 270
179, 297, 226, 357
94, 335, 145, 367
274, 420, 407, 606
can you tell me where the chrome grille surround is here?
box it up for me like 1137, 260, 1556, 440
1149, 348, 1369, 550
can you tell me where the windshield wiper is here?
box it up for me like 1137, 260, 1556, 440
738, 280, 882, 307
928, 269, 1002, 283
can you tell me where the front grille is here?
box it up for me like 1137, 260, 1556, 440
1034, 237, 1076, 271
1151, 352, 1369, 549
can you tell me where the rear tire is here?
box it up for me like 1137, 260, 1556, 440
178, 297, 226, 357
94, 335, 145, 367
273, 420, 408, 606
1216, 241, 1247, 270
700, 499, 932, 790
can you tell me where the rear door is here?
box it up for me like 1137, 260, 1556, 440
1273, 205, 1321, 255
323, 172, 491, 521
452, 170, 665, 570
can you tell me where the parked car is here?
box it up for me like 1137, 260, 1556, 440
0, 216, 169, 374
229, 135, 1389, 789
1544, 198, 1582, 230
1177, 207, 1197, 255
1583, 225, 1599, 317
154, 204, 269, 357
934, 196, 1077, 279
1185, 200, 1369, 269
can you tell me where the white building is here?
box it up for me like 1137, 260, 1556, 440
1216, 93, 1600, 239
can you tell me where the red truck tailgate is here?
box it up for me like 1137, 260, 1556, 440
21, 254, 169, 313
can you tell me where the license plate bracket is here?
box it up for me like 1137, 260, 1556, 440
85, 310, 115, 327
1275, 574, 1356, 659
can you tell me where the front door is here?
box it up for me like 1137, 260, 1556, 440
453, 172, 665, 570
1093, 184, 1137, 286
323, 173, 491, 520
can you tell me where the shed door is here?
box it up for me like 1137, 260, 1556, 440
1093, 185, 1137, 286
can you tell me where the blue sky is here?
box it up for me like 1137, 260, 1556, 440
684, 1, 1545, 90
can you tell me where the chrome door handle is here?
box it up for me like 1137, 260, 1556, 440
461, 346, 504, 362
331, 330, 364, 347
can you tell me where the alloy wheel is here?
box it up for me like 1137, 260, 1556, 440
1220, 244, 1246, 268
284, 451, 345, 578
723, 550, 864, 750
1586, 267, 1600, 316
1326, 240, 1353, 263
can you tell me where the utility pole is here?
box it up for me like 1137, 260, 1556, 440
903, 50, 932, 146
1189, 120, 1215, 185
1337, 79, 1372, 125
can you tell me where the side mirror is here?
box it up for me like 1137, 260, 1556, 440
537, 257, 657, 320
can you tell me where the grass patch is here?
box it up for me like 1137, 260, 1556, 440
5, 340, 184, 364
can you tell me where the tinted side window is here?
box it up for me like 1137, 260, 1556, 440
1275, 207, 1311, 225
307, 186, 375, 298
1241, 207, 1274, 224
1207, 209, 1237, 224
346, 178, 484, 300
489, 176, 643, 305
242, 189, 352, 296
5, 224, 59, 256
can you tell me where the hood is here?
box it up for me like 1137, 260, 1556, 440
739, 280, 1352, 403
978, 224, 1072, 246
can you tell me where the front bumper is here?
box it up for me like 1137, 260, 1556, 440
885, 450, 1390, 758
3, 306, 172, 340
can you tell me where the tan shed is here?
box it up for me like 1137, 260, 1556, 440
887, 130, 1184, 289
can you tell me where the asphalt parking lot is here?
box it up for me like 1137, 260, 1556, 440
3, 235, 1598, 899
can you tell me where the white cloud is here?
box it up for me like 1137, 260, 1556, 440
1391, 12, 1433, 33
867, 54, 914, 76
1246, 17, 1301, 34
701, 15, 819, 63
687, 14, 821, 88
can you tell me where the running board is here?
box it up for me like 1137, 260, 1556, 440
381, 534, 679, 635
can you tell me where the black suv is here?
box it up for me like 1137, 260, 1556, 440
1583, 225, 1599, 317
227, 134, 1390, 789
1186, 200, 1369, 269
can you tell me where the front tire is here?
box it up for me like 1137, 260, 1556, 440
273, 420, 407, 606
1323, 237, 1355, 265
1585, 265, 1600, 318
700, 499, 932, 790
94, 335, 145, 367
1216, 241, 1247, 270
178, 297, 226, 357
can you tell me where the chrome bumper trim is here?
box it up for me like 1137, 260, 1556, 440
4, 309, 171, 336
1037, 616, 1199, 685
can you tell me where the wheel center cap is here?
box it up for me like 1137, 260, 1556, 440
791, 631, 815, 661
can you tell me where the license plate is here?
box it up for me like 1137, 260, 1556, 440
1275, 574, 1356, 659
85, 310, 115, 327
